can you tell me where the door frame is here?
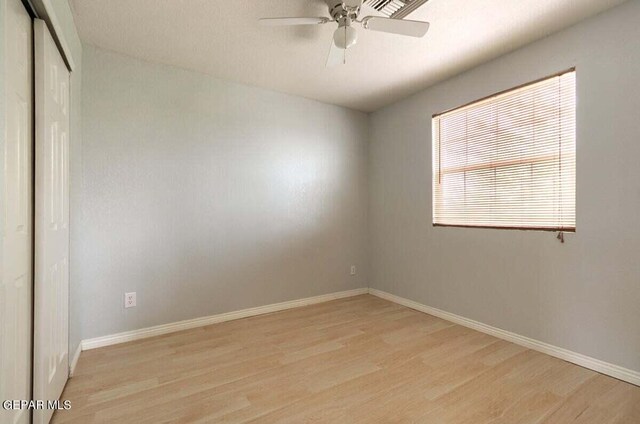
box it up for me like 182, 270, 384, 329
27, 0, 77, 72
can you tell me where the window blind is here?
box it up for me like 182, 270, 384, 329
432, 69, 576, 231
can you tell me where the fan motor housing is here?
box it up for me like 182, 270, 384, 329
326, 1, 360, 21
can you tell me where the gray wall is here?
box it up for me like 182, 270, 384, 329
77, 45, 369, 341
369, 0, 640, 372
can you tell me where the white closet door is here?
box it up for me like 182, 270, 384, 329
33, 19, 70, 424
0, 0, 33, 423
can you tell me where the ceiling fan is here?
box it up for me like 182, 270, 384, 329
259, 0, 430, 66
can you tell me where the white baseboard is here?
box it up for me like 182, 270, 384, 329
69, 343, 82, 377
77, 286, 639, 387
369, 288, 640, 387
81, 288, 368, 351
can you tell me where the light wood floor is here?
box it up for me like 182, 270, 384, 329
53, 295, 640, 423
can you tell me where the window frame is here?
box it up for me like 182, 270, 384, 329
431, 68, 577, 232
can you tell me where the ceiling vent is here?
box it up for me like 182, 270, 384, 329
363, 0, 430, 19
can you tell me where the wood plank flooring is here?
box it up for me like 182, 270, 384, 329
53, 295, 640, 423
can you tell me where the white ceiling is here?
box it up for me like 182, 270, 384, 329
69, 0, 626, 112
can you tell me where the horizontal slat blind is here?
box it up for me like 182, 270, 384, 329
432, 70, 576, 231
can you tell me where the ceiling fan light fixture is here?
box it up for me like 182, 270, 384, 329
258, 0, 429, 66
333, 25, 358, 49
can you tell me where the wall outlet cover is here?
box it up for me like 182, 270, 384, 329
125, 292, 136, 308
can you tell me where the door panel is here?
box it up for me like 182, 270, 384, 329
0, 0, 33, 422
34, 19, 70, 424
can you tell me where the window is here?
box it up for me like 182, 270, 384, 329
432, 69, 576, 231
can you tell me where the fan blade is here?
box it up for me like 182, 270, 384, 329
362, 17, 429, 37
259, 17, 330, 26
326, 39, 345, 67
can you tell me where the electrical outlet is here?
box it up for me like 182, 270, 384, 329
350, 265, 356, 275
125, 292, 136, 308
